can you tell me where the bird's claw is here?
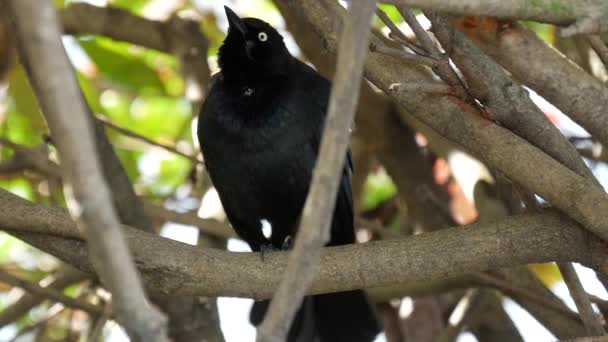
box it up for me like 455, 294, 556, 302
259, 243, 278, 261
281, 235, 293, 250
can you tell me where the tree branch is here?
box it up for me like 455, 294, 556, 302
380, 0, 608, 36
257, 1, 378, 340
96, 116, 202, 164
557, 263, 607, 335
287, 0, 608, 242
0, 270, 102, 315
1, 189, 607, 302
0, 266, 87, 327
427, 14, 596, 182
457, 18, 608, 151
7, 1, 168, 340
428, 15, 606, 334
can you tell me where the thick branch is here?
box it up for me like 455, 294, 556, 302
7, 1, 168, 341
427, 14, 596, 182
458, 19, 608, 151
1, 189, 606, 301
380, 0, 608, 35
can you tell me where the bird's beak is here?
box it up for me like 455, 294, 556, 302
224, 6, 247, 36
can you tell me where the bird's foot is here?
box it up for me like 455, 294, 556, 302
281, 235, 293, 250
259, 243, 278, 261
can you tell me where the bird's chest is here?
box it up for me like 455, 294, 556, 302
203, 103, 306, 184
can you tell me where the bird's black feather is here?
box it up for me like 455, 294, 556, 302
198, 6, 381, 341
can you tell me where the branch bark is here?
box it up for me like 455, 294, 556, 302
7, 1, 168, 341
2, 189, 607, 302
380, 0, 608, 36
427, 14, 604, 336
457, 18, 608, 151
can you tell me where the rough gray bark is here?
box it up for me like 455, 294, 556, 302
381, 0, 608, 35
2, 189, 607, 300
7, 1, 168, 340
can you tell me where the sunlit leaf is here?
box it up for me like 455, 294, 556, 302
374, 4, 403, 29
6, 64, 46, 146
110, 0, 151, 14
362, 168, 397, 210
79, 37, 166, 94
528, 263, 562, 288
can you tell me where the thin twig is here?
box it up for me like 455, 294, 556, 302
96, 116, 203, 164
395, 5, 439, 55
474, 272, 581, 322
436, 289, 479, 342
0, 266, 87, 327
375, 8, 426, 55
8, 304, 66, 342
7, 1, 169, 340
0, 270, 102, 315
371, 43, 439, 67
588, 35, 608, 68
256, 1, 379, 341
88, 300, 112, 342
388, 82, 452, 94
557, 263, 606, 336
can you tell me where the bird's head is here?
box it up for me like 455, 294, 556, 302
218, 6, 291, 82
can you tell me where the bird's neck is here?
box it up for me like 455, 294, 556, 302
219, 55, 293, 84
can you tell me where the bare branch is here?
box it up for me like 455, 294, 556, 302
371, 43, 439, 67
2, 189, 607, 303
380, 0, 608, 35
375, 8, 426, 55
293, 0, 608, 242
557, 263, 607, 335
459, 19, 608, 151
0, 266, 87, 327
428, 14, 597, 182
96, 116, 202, 164
7, 1, 168, 340
0, 270, 102, 315
257, 1, 378, 340
588, 35, 608, 67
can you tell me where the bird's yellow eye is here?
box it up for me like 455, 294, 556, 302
258, 32, 268, 42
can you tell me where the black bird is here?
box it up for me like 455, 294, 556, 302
198, 6, 381, 342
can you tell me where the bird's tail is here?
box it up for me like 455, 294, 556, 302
251, 290, 381, 342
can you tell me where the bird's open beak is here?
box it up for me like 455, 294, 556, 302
224, 6, 247, 36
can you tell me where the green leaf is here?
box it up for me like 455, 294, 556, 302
374, 4, 403, 28
109, 0, 150, 14
79, 37, 166, 94
6, 64, 46, 145
362, 168, 397, 210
